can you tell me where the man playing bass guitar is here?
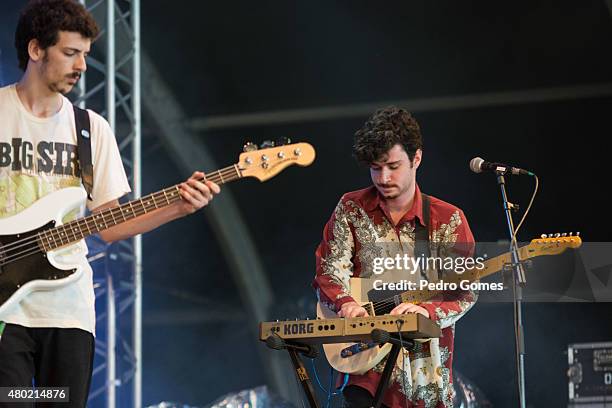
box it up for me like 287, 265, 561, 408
0, 1, 219, 406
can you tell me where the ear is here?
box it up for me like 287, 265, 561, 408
27, 39, 44, 63
412, 149, 423, 170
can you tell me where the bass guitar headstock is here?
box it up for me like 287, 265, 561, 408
237, 140, 316, 182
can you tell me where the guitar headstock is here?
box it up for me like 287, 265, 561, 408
523, 232, 583, 258
238, 142, 316, 182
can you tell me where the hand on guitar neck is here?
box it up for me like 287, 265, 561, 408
95, 171, 221, 243
175, 171, 221, 215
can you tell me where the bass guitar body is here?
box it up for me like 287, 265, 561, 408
0, 187, 86, 317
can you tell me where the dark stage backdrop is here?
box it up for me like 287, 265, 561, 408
1, 1, 611, 407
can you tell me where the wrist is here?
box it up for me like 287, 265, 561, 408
335, 296, 357, 311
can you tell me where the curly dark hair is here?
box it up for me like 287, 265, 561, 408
353, 106, 423, 165
15, 0, 99, 71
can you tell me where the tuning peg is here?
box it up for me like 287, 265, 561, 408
576, 232, 580, 237
260, 140, 275, 149
569, 232, 573, 236
541, 234, 548, 238
562, 233, 567, 237
276, 137, 291, 146
243, 142, 258, 152
555, 233, 561, 238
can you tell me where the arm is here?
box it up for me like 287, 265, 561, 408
313, 199, 368, 317
418, 209, 478, 328
96, 171, 220, 243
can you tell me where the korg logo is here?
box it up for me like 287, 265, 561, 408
283, 322, 314, 335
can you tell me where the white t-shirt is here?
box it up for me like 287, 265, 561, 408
0, 84, 131, 334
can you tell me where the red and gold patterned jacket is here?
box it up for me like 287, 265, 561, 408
313, 184, 477, 408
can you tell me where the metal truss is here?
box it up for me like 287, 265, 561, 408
76, 1, 141, 407
75, 1, 295, 404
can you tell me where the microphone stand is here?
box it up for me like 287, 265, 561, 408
496, 172, 527, 408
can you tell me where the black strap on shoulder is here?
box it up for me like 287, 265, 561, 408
73, 105, 94, 200
414, 193, 432, 278
414, 193, 431, 254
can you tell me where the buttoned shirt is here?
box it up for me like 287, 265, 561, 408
313, 184, 477, 408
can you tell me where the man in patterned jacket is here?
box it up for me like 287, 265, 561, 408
313, 106, 477, 408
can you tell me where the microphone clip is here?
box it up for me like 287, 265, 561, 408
506, 202, 520, 212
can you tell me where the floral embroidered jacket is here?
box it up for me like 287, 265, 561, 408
313, 184, 477, 408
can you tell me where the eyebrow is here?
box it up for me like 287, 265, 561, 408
63, 47, 89, 54
372, 160, 401, 166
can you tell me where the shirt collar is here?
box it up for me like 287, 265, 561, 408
364, 184, 426, 227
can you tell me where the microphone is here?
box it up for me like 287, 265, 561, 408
470, 157, 534, 176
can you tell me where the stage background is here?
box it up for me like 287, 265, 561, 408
1, 1, 611, 406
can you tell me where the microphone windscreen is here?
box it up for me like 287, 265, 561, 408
469, 157, 484, 173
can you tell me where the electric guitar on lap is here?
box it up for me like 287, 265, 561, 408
0, 142, 316, 317
317, 233, 583, 375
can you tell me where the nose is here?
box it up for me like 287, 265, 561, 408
74, 54, 87, 73
380, 167, 391, 183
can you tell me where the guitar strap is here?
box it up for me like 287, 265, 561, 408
414, 193, 434, 279
0, 107, 93, 338
73, 105, 94, 201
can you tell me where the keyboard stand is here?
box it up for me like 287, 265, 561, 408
287, 346, 320, 408
372, 333, 415, 408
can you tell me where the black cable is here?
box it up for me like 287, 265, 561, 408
396, 319, 411, 408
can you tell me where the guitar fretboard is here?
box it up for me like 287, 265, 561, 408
37, 165, 241, 251
394, 247, 529, 305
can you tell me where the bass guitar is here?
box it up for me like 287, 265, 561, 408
0, 142, 315, 317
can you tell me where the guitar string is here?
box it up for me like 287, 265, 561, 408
0, 167, 239, 253
0, 185, 183, 254
3, 156, 318, 258
370, 275, 479, 313
0, 167, 240, 265
371, 271, 469, 313
371, 271, 486, 314
0, 185, 222, 266
2, 170, 238, 252
0, 200, 161, 266
370, 241, 569, 314
0, 190, 216, 266
371, 286, 451, 312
